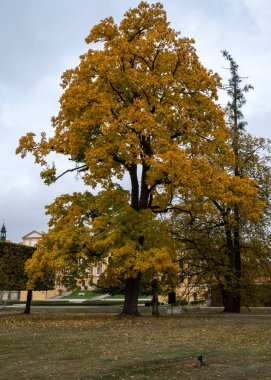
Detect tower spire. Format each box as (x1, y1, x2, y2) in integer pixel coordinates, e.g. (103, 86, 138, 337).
(1, 222, 6, 241)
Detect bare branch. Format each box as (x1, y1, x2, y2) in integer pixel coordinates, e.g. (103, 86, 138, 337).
(55, 164, 88, 181)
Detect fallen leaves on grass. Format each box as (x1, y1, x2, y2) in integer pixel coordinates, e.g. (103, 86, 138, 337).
(0, 313, 271, 379)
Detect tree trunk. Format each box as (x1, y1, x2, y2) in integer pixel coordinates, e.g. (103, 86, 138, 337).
(124, 159, 150, 316)
(222, 287, 240, 313)
(151, 279, 159, 316)
(24, 290, 32, 314)
(233, 204, 241, 312)
(121, 273, 141, 316)
(222, 221, 241, 313)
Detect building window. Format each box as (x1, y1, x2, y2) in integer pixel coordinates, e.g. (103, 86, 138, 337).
(97, 264, 102, 275)
(89, 267, 93, 275)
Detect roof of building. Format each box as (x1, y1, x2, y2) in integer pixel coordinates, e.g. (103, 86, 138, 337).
(21, 230, 43, 239)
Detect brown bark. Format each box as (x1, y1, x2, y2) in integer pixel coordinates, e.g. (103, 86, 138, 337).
(222, 287, 240, 313)
(139, 163, 150, 210)
(222, 221, 241, 313)
(129, 165, 139, 210)
(232, 205, 241, 313)
(24, 290, 32, 314)
(151, 279, 159, 316)
(121, 273, 142, 316)
(124, 155, 151, 316)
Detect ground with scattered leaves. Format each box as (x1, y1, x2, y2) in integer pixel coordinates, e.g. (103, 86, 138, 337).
(0, 310, 271, 379)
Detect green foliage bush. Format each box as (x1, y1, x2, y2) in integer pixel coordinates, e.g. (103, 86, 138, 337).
(0, 241, 54, 290)
(210, 284, 271, 307)
(190, 300, 205, 305)
(242, 284, 271, 307)
(176, 299, 188, 306)
(0, 242, 34, 290)
(82, 300, 125, 306)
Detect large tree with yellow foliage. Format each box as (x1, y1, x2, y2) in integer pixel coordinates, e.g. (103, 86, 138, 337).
(17, 2, 262, 315)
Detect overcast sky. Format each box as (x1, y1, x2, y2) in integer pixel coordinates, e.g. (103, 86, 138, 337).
(0, 0, 270, 242)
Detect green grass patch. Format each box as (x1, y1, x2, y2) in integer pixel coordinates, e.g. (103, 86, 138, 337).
(105, 294, 124, 299)
(62, 290, 102, 299)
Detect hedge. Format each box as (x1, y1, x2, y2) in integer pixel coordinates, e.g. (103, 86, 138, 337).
(210, 284, 271, 307)
(0, 241, 54, 291)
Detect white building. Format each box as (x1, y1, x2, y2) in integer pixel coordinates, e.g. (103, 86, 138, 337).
(21, 230, 43, 246)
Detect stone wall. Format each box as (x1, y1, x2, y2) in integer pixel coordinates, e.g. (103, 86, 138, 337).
(0, 290, 20, 301)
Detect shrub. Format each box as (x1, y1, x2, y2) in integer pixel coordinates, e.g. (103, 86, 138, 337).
(190, 300, 205, 305)
(177, 299, 188, 306)
(0, 241, 54, 291)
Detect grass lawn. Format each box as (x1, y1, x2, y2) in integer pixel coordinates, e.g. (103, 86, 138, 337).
(1, 310, 271, 379)
(105, 294, 125, 299)
(62, 291, 103, 299)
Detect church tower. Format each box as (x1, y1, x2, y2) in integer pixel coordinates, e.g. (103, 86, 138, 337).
(1, 223, 6, 241)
